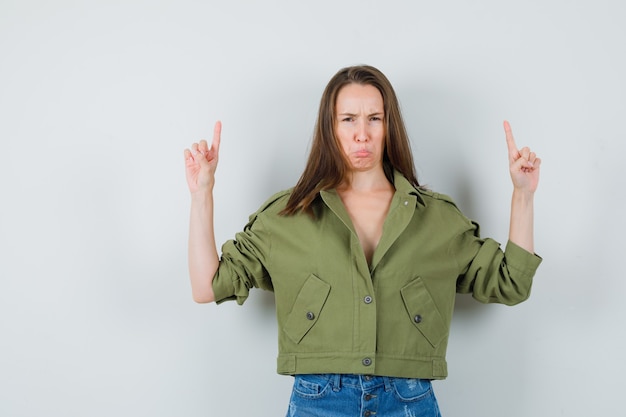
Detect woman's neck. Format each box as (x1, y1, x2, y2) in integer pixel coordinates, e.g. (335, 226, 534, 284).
(338, 167, 391, 193)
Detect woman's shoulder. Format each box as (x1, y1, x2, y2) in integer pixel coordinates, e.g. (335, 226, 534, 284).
(416, 187, 458, 208)
(415, 187, 473, 226)
(247, 188, 294, 221)
(394, 171, 460, 210)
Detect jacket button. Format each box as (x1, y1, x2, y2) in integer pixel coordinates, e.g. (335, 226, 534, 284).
(414, 314, 422, 323)
(306, 312, 315, 320)
(362, 358, 372, 366)
(364, 295, 373, 304)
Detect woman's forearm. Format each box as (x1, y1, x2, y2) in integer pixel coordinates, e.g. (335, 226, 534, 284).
(184, 122, 222, 303)
(508, 189, 535, 254)
(188, 190, 219, 303)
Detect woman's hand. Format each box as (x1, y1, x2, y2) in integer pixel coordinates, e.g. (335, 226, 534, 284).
(505, 120, 540, 253)
(184, 121, 222, 194)
(184, 121, 222, 303)
(505, 120, 541, 194)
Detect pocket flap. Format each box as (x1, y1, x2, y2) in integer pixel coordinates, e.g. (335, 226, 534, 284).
(283, 274, 331, 344)
(400, 277, 447, 348)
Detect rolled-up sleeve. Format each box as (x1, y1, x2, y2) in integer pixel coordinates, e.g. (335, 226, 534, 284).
(455, 223, 542, 305)
(212, 214, 273, 305)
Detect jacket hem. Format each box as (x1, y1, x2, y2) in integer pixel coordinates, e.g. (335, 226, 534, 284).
(277, 353, 448, 380)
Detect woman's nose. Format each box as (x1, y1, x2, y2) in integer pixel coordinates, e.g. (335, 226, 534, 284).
(355, 120, 368, 142)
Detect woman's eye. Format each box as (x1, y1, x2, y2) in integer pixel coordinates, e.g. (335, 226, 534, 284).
(342, 117, 354, 122)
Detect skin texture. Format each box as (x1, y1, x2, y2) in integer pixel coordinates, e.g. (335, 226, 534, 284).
(333, 84, 394, 265)
(504, 120, 541, 254)
(334, 84, 386, 174)
(184, 121, 221, 303)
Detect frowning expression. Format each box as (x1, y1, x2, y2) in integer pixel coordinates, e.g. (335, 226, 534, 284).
(334, 83, 385, 173)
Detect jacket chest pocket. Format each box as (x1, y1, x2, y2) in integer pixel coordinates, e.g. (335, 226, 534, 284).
(283, 274, 331, 344)
(400, 277, 447, 348)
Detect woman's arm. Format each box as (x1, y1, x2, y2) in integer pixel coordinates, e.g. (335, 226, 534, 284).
(184, 121, 222, 303)
(504, 121, 541, 254)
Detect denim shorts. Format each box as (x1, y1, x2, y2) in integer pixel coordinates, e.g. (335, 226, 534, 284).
(286, 374, 442, 417)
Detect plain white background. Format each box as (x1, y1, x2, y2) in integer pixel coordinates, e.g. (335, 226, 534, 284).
(1, 0, 624, 416)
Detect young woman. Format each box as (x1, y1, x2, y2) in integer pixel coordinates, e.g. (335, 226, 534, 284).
(184, 65, 542, 417)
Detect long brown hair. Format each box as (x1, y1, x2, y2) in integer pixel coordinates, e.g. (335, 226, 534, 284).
(281, 65, 420, 216)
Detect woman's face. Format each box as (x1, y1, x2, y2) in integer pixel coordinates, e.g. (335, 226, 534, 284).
(334, 83, 385, 173)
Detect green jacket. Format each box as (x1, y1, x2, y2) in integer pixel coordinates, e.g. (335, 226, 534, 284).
(212, 171, 542, 379)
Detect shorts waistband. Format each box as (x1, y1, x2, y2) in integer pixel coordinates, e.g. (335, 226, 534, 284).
(328, 374, 393, 392)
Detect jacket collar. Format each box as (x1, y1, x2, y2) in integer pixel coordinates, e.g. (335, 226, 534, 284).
(318, 170, 427, 208)
(392, 170, 427, 207)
